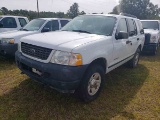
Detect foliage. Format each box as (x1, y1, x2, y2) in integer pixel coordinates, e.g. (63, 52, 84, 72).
(110, 0, 160, 19)
(67, 3, 79, 18)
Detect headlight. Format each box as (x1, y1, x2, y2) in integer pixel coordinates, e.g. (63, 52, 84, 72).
(1, 38, 14, 44)
(50, 50, 82, 66)
(150, 35, 158, 43)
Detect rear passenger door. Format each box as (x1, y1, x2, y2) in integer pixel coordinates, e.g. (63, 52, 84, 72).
(126, 19, 139, 56)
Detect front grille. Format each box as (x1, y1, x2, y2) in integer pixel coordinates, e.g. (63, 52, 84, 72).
(21, 42, 52, 60)
(144, 34, 151, 44)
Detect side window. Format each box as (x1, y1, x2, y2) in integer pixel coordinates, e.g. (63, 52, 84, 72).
(116, 18, 128, 34)
(52, 20, 59, 31)
(127, 19, 137, 36)
(18, 18, 27, 27)
(0, 17, 17, 28)
(60, 20, 69, 27)
(42, 21, 52, 32)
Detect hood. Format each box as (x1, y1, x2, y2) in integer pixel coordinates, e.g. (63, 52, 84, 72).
(21, 31, 106, 52)
(144, 29, 159, 34)
(0, 30, 38, 43)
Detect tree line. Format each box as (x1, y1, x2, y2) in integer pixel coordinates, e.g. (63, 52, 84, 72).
(0, 3, 85, 20)
(110, 0, 160, 19)
(0, 0, 160, 20)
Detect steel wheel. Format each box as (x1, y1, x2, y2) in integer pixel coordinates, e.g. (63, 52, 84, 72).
(88, 73, 101, 96)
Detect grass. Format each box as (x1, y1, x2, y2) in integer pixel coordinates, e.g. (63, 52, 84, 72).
(0, 51, 160, 120)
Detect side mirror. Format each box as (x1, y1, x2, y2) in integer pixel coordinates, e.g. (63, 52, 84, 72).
(0, 23, 3, 28)
(42, 27, 50, 32)
(116, 31, 129, 40)
(140, 29, 144, 34)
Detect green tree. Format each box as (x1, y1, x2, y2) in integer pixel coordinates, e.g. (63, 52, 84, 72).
(67, 3, 79, 18)
(79, 11, 86, 15)
(110, 0, 160, 19)
(1, 7, 8, 15)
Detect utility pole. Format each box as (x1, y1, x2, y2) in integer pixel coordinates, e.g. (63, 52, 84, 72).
(37, 0, 39, 17)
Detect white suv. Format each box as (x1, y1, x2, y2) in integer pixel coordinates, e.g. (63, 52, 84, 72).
(141, 20, 160, 55)
(15, 14, 145, 102)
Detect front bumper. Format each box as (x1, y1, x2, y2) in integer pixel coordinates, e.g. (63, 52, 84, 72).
(0, 43, 18, 57)
(142, 43, 157, 52)
(15, 51, 88, 93)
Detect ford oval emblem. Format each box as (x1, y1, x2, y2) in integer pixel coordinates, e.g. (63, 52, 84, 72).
(30, 49, 36, 54)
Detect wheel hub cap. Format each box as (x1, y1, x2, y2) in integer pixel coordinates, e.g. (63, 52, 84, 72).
(88, 73, 101, 96)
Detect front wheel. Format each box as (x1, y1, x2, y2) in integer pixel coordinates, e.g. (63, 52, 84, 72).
(128, 48, 140, 68)
(75, 64, 105, 102)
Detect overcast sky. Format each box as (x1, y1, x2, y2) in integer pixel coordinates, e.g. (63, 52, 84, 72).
(0, 0, 160, 14)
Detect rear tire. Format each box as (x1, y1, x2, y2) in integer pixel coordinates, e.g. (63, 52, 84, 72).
(128, 47, 140, 68)
(75, 64, 105, 102)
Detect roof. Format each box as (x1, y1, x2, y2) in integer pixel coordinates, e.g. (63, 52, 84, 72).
(38, 18, 72, 21)
(141, 20, 160, 22)
(0, 15, 27, 18)
(82, 14, 140, 20)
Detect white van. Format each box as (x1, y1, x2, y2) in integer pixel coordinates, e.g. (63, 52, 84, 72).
(0, 15, 29, 33)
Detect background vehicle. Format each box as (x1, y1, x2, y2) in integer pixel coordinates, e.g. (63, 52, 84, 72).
(0, 18, 71, 57)
(141, 20, 160, 55)
(0, 15, 29, 33)
(15, 14, 144, 102)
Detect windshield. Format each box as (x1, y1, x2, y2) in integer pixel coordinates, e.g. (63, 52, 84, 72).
(141, 21, 159, 30)
(62, 15, 116, 36)
(22, 19, 45, 31)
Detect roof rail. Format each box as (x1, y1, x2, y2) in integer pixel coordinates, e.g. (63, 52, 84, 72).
(120, 13, 137, 18)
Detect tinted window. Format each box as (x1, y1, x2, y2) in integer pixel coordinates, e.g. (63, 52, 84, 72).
(43, 21, 52, 31)
(127, 19, 137, 36)
(18, 18, 27, 27)
(52, 20, 59, 31)
(141, 21, 159, 30)
(60, 20, 69, 27)
(0, 17, 17, 28)
(22, 19, 45, 31)
(62, 16, 116, 36)
(116, 19, 128, 33)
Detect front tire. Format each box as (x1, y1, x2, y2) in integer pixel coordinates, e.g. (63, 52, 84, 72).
(128, 47, 140, 68)
(75, 64, 105, 102)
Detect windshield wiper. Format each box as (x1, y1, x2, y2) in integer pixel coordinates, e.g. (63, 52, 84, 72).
(71, 30, 91, 34)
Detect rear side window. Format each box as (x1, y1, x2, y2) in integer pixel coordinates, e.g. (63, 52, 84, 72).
(0, 17, 17, 28)
(60, 20, 69, 27)
(116, 18, 128, 34)
(127, 19, 137, 36)
(18, 18, 27, 27)
(52, 20, 59, 31)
